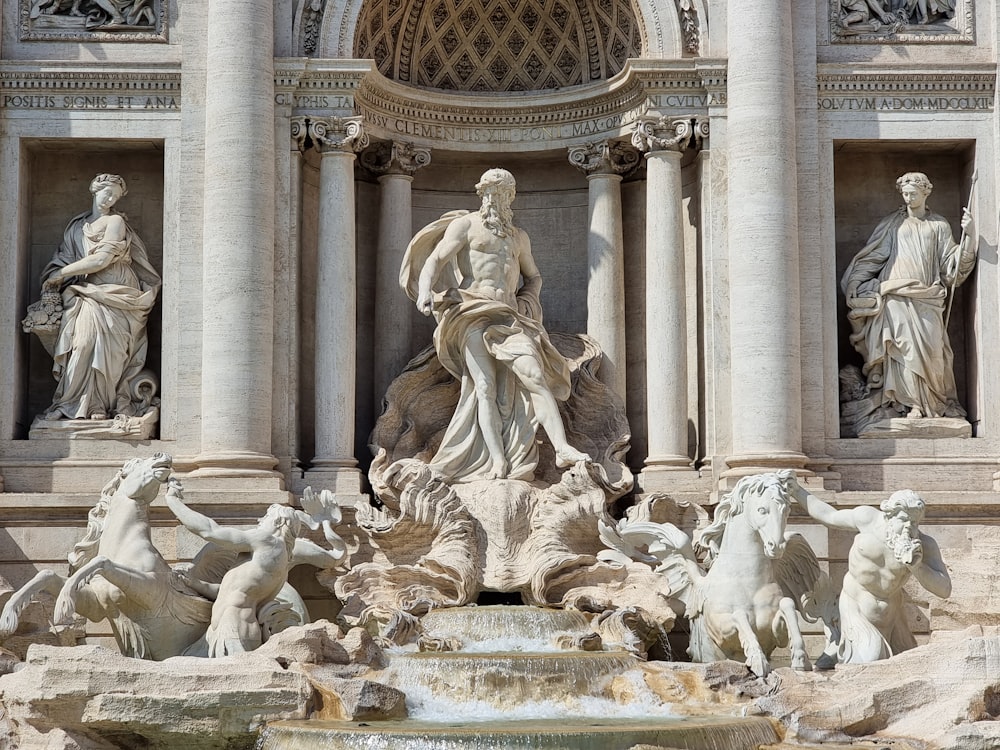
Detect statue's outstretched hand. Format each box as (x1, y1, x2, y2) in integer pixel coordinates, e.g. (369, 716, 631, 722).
(416, 289, 434, 316)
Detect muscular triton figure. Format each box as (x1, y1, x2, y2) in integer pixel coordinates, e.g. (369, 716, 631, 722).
(788, 478, 951, 665)
(401, 168, 590, 482)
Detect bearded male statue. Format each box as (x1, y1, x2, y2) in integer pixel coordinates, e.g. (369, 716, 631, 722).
(399, 168, 591, 482)
(788, 478, 951, 665)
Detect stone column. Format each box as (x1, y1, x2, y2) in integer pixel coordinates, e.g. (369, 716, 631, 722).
(286, 116, 309, 469)
(360, 141, 432, 411)
(196, 0, 279, 479)
(568, 140, 640, 401)
(305, 116, 368, 495)
(725, 0, 806, 478)
(631, 116, 699, 479)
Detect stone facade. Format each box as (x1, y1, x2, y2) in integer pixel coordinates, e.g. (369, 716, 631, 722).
(0, 0, 997, 648)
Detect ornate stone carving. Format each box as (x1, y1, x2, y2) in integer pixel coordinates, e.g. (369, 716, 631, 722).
(676, 0, 700, 54)
(789, 479, 951, 665)
(290, 116, 311, 152)
(840, 171, 976, 438)
(353, 0, 643, 92)
(23, 173, 161, 439)
(165, 484, 347, 657)
(831, 0, 973, 43)
(568, 139, 641, 175)
(308, 116, 370, 153)
(630, 115, 695, 153)
(400, 169, 591, 481)
(21, 0, 166, 42)
(360, 140, 432, 176)
(599, 471, 836, 677)
(0, 455, 348, 660)
(301, 0, 327, 56)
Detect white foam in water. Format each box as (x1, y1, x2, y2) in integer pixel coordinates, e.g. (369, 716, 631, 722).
(402, 668, 678, 722)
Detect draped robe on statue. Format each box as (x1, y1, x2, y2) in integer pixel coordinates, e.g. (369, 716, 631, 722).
(42, 212, 161, 419)
(841, 208, 974, 419)
(400, 211, 572, 482)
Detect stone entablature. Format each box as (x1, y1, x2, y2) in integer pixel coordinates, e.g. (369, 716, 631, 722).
(278, 58, 725, 151)
(817, 67, 995, 114)
(0, 65, 180, 112)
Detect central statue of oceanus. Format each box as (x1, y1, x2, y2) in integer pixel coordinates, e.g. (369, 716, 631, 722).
(399, 168, 591, 482)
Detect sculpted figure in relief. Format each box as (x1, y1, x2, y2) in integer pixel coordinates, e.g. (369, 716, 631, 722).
(400, 168, 590, 482)
(841, 172, 975, 426)
(165, 484, 347, 657)
(789, 479, 951, 665)
(28, 174, 160, 424)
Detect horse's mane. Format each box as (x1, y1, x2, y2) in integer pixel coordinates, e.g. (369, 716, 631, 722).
(67, 460, 136, 571)
(694, 472, 792, 565)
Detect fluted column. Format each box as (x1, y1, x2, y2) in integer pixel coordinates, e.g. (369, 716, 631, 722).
(726, 0, 806, 477)
(631, 116, 701, 478)
(568, 140, 639, 401)
(287, 116, 309, 468)
(196, 0, 278, 478)
(360, 141, 432, 411)
(306, 116, 368, 494)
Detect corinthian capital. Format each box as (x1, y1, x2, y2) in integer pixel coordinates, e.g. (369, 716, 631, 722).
(568, 140, 641, 176)
(308, 116, 369, 154)
(360, 140, 432, 176)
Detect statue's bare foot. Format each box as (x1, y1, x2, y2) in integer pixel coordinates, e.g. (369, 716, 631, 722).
(906, 406, 924, 419)
(89, 411, 107, 420)
(485, 458, 509, 480)
(555, 446, 592, 468)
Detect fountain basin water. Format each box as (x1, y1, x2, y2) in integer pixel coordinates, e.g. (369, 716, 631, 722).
(258, 716, 781, 750)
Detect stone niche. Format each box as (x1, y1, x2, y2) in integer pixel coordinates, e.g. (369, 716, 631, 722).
(833, 140, 978, 437)
(17, 140, 164, 439)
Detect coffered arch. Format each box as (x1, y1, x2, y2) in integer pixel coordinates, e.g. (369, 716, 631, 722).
(302, 0, 701, 66)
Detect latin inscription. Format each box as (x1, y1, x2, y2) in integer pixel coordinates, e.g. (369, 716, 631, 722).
(818, 95, 992, 112)
(2, 94, 179, 110)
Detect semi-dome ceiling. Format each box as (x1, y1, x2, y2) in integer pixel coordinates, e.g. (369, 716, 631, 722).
(354, 0, 645, 93)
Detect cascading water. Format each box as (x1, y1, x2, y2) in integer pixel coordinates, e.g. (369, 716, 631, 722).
(257, 606, 780, 750)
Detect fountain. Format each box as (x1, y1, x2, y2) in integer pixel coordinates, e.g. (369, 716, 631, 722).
(257, 606, 781, 750)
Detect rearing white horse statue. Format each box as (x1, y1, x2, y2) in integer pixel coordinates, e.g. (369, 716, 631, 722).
(600, 470, 837, 677)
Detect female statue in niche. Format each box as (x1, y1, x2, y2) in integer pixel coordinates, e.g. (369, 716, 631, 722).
(841, 172, 975, 434)
(29, 174, 160, 425)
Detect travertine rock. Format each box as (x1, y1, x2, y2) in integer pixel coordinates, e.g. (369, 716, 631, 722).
(754, 628, 1000, 750)
(297, 665, 407, 720)
(0, 644, 314, 749)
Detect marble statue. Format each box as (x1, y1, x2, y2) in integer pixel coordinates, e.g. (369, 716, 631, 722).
(399, 168, 590, 482)
(839, 0, 895, 30)
(841, 172, 975, 436)
(24, 174, 161, 435)
(788, 478, 951, 665)
(599, 471, 835, 677)
(165, 484, 347, 657)
(0, 454, 212, 660)
(835, 0, 956, 34)
(30, 0, 155, 28)
(0, 455, 347, 660)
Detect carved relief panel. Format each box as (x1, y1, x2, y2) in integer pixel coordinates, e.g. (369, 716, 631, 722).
(21, 0, 167, 42)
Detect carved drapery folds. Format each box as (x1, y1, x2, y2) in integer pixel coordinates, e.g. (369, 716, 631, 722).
(360, 140, 432, 176)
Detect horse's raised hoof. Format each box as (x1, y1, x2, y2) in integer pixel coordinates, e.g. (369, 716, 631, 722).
(791, 651, 812, 671)
(746, 649, 770, 678)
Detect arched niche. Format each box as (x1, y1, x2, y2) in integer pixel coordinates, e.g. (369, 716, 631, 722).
(298, 0, 705, 63)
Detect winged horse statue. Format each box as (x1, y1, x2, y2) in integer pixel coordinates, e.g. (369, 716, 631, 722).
(599, 470, 838, 677)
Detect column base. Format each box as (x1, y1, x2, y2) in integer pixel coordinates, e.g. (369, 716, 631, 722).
(298, 462, 366, 507)
(720, 451, 821, 490)
(191, 451, 284, 485)
(640, 459, 707, 494)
